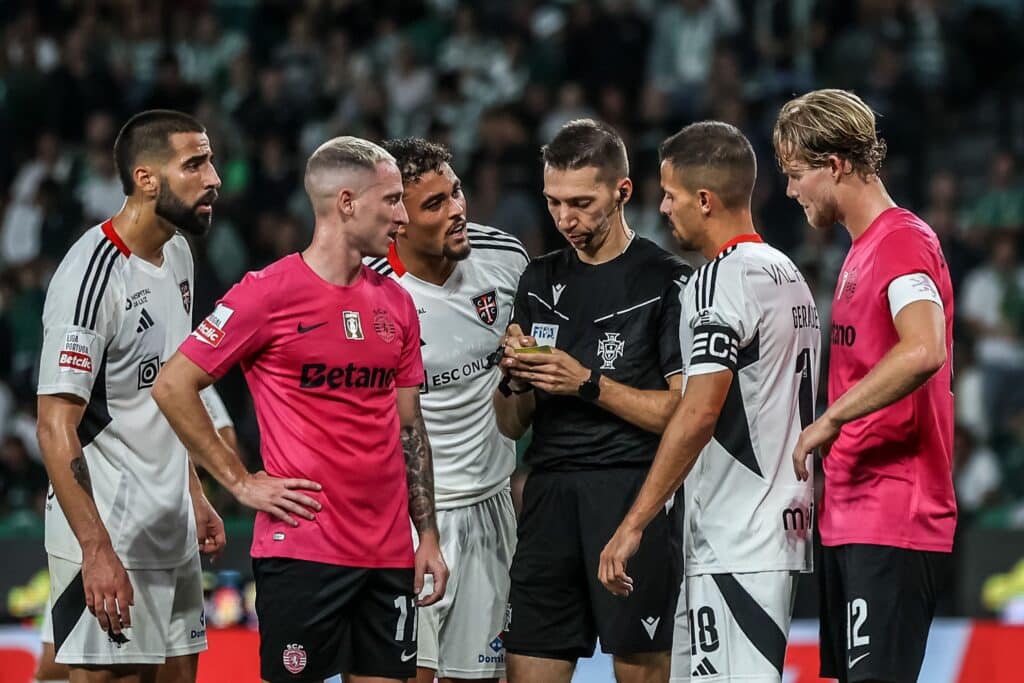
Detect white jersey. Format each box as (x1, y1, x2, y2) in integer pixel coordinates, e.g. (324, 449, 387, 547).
(38, 220, 197, 569)
(366, 224, 529, 509)
(681, 238, 820, 575)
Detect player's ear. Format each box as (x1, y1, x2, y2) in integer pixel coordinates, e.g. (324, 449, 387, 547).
(133, 164, 159, 199)
(697, 189, 714, 216)
(826, 155, 847, 181)
(336, 187, 356, 218)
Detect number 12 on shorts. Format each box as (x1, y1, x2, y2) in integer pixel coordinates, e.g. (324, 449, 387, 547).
(394, 595, 417, 641)
(847, 598, 869, 650)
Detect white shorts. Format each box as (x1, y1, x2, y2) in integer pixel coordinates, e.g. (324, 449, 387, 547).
(415, 489, 516, 678)
(671, 571, 798, 683)
(48, 552, 206, 665)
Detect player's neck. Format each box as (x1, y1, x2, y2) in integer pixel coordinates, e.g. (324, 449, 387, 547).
(839, 177, 897, 241)
(111, 199, 176, 265)
(395, 241, 457, 286)
(702, 211, 757, 260)
(577, 217, 633, 265)
(303, 225, 364, 286)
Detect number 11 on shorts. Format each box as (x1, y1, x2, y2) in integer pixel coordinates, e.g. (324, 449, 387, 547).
(394, 595, 417, 641)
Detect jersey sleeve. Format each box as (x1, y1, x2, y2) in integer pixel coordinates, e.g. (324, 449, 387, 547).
(657, 269, 690, 379)
(873, 228, 937, 296)
(687, 263, 756, 377)
(510, 266, 533, 333)
(199, 385, 234, 430)
(395, 288, 425, 388)
(37, 251, 123, 401)
(178, 273, 269, 379)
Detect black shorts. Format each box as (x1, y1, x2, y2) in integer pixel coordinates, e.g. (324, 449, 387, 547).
(818, 544, 949, 683)
(253, 558, 417, 682)
(504, 467, 684, 660)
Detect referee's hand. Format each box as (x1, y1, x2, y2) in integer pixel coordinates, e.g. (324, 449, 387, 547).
(598, 524, 641, 597)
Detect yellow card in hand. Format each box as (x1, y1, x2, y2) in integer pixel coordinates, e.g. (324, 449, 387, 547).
(515, 345, 553, 354)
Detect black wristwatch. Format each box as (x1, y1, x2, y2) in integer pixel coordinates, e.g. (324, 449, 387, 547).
(498, 375, 533, 398)
(578, 368, 602, 402)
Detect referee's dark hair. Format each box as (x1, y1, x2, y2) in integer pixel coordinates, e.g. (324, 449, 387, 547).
(113, 110, 206, 195)
(382, 138, 453, 185)
(542, 118, 629, 183)
(660, 121, 756, 211)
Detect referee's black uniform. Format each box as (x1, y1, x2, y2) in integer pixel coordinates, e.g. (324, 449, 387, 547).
(503, 235, 692, 660)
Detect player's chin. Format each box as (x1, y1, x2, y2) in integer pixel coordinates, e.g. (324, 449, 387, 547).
(443, 238, 471, 261)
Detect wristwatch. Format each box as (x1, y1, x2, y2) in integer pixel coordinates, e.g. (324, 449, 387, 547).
(578, 368, 602, 402)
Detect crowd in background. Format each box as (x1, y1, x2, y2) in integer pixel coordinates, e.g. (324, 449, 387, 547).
(1, 0, 1024, 541)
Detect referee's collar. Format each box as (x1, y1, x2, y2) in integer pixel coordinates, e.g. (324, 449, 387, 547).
(717, 233, 763, 256)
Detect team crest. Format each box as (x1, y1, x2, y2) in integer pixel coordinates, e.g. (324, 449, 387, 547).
(373, 308, 396, 343)
(283, 643, 307, 674)
(472, 290, 499, 325)
(837, 267, 858, 302)
(597, 332, 625, 370)
(179, 280, 191, 313)
(342, 311, 364, 340)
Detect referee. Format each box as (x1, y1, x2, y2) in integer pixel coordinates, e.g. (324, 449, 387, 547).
(495, 119, 691, 683)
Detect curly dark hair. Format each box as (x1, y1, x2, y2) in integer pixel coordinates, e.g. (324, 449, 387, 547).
(381, 137, 453, 184)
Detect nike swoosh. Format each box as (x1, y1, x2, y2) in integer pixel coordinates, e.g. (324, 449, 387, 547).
(848, 652, 870, 669)
(400, 650, 417, 662)
(297, 322, 327, 334)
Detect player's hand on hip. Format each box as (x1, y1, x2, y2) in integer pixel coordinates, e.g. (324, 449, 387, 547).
(234, 471, 322, 527)
(413, 530, 449, 607)
(598, 524, 640, 597)
(511, 348, 589, 395)
(792, 414, 840, 481)
(194, 495, 227, 559)
(81, 543, 134, 635)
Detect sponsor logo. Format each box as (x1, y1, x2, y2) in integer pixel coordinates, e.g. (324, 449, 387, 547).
(597, 332, 625, 370)
(472, 290, 499, 325)
(297, 321, 327, 334)
(831, 323, 857, 347)
(552, 283, 566, 306)
(430, 352, 498, 388)
(179, 280, 191, 313)
(343, 310, 364, 340)
(782, 505, 810, 532)
(299, 363, 397, 390)
(641, 616, 660, 640)
(692, 656, 718, 676)
(489, 635, 504, 653)
(191, 611, 206, 639)
(137, 355, 162, 389)
(531, 323, 558, 347)
(58, 350, 93, 373)
(124, 288, 151, 311)
(373, 308, 396, 343)
(400, 650, 417, 662)
(193, 304, 234, 347)
(283, 643, 307, 674)
(479, 636, 505, 665)
(136, 308, 155, 334)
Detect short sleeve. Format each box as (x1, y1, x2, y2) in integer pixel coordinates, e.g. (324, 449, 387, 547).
(199, 386, 234, 430)
(873, 228, 936, 296)
(395, 290, 424, 388)
(37, 252, 123, 401)
(178, 273, 269, 379)
(657, 272, 689, 378)
(510, 267, 532, 333)
(687, 264, 755, 376)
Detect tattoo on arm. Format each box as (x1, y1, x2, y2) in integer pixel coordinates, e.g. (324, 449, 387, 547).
(401, 415, 437, 534)
(70, 456, 93, 498)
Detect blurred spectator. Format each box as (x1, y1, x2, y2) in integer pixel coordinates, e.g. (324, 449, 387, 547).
(0, 434, 47, 515)
(176, 11, 247, 91)
(967, 153, 1024, 234)
(954, 425, 1002, 516)
(141, 51, 202, 114)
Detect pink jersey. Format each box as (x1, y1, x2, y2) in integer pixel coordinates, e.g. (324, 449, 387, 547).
(180, 254, 423, 568)
(821, 208, 956, 552)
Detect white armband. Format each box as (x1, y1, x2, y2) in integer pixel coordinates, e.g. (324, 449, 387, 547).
(887, 273, 943, 320)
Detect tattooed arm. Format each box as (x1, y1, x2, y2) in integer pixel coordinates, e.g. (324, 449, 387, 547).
(37, 394, 134, 635)
(396, 386, 448, 605)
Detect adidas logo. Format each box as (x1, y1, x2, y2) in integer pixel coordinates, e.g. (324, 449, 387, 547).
(640, 616, 660, 640)
(136, 308, 155, 333)
(692, 656, 718, 676)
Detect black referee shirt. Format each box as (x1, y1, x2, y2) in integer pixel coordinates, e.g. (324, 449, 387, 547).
(512, 236, 692, 471)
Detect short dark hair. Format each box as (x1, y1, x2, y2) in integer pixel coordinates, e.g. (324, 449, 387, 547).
(381, 138, 453, 184)
(113, 110, 205, 195)
(541, 118, 628, 183)
(659, 121, 756, 210)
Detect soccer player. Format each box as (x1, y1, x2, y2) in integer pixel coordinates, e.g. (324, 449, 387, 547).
(599, 121, 820, 683)
(365, 138, 528, 683)
(35, 388, 238, 683)
(776, 89, 955, 683)
(496, 119, 690, 683)
(152, 136, 449, 683)
(36, 110, 229, 682)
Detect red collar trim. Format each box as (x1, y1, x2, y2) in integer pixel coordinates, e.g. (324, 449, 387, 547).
(717, 233, 763, 256)
(101, 219, 131, 257)
(387, 242, 406, 277)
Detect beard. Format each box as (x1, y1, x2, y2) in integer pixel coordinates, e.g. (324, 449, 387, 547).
(808, 194, 840, 229)
(155, 181, 216, 236)
(442, 240, 471, 261)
